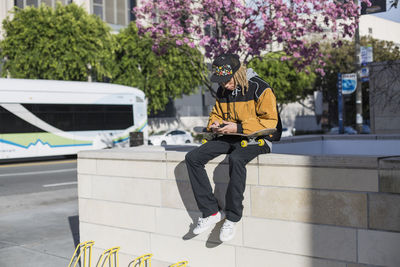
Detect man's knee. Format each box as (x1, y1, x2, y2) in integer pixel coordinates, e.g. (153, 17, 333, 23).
(185, 150, 194, 163)
(185, 149, 200, 164)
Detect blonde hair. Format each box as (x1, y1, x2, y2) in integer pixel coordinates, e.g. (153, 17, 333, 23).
(233, 65, 248, 95)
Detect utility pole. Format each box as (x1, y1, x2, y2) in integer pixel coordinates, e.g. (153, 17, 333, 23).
(355, 0, 363, 133)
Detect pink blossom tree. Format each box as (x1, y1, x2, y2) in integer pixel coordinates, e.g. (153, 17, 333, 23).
(135, 0, 370, 81)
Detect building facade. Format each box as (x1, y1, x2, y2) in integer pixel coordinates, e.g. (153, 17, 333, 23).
(0, 0, 137, 36)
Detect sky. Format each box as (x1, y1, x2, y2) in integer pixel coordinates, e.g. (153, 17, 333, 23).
(372, 0, 400, 22)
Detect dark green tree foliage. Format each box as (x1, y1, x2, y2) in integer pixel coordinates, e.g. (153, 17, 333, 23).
(112, 23, 206, 113)
(315, 36, 400, 126)
(0, 3, 114, 80)
(248, 52, 316, 109)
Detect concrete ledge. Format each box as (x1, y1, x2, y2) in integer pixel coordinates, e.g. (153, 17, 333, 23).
(258, 153, 379, 169)
(77, 148, 400, 267)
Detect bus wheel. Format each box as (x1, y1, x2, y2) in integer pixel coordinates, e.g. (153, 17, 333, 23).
(161, 141, 167, 146)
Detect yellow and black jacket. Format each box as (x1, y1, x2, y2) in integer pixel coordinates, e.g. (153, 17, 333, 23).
(207, 71, 282, 141)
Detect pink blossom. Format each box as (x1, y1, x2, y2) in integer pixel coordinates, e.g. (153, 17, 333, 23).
(135, 0, 369, 72)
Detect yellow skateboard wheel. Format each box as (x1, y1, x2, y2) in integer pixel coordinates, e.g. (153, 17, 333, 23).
(240, 140, 248, 147)
(201, 139, 208, 144)
(258, 139, 265, 146)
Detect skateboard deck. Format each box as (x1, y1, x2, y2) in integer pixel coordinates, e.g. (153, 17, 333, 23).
(193, 126, 276, 147)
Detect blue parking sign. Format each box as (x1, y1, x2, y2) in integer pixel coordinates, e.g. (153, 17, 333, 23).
(342, 73, 357, 95)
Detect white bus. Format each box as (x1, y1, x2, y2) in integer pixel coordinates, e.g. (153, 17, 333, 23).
(0, 78, 147, 160)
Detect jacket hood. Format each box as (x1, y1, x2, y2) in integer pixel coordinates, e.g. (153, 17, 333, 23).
(246, 68, 259, 80)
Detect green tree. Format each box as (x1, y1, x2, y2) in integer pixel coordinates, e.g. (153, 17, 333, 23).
(0, 3, 114, 81)
(248, 52, 316, 110)
(112, 23, 206, 114)
(315, 36, 400, 126)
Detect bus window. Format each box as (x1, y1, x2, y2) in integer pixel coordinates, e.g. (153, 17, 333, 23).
(23, 104, 133, 131)
(0, 106, 43, 134)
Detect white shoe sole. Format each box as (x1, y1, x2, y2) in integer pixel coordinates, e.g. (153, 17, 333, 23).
(220, 231, 235, 242)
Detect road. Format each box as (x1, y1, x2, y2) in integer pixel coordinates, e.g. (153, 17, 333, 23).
(0, 159, 79, 267)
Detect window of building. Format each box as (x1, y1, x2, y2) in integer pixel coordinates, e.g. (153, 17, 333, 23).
(93, 0, 104, 20)
(94, 0, 136, 27)
(129, 0, 136, 21)
(368, 27, 373, 34)
(14, 0, 71, 9)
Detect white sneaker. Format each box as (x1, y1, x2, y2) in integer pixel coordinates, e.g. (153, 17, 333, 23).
(219, 219, 236, 242)
(193, 211, 225, 235)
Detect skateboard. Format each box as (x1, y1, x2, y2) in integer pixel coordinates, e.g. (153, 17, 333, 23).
(193, 126, 276, 147)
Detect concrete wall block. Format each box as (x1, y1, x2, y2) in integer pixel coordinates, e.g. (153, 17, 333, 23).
(236, 247, 346, 267)
(379, 169, 400, 194)
(251, 187, 367, 228)
(243, 217, 357, 261)
(369, 193, 400, 232)
(79, 222, 151, 256)
(161, 180, 199, 212)
(96, 159, 166, 179)
(378, 156, 400, 169)
(79, 199, 156, 232)
(79, 148, 166, 161)
(167, 160, 189, 181)
(358, 229, 400, 266)
(77, 158, 97, 175)
(259, 166, 378, 192)
(151, 233, 236, 267)
(259, 154, 378, 169)
(155, 208, 243, 246)
(206, 163, 258, 185)
(90, 175, 161, 206)
(78, 174, 92, 199)
(166, 151, 186, 162)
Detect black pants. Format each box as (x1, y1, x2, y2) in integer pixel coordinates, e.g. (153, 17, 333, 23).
(185, 136, 270, 222)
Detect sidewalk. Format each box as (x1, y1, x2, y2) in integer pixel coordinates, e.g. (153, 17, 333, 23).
(0, 188, 78, 267)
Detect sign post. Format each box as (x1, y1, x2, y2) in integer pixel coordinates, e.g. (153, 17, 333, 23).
(357, 0, 381, 132)
(338, 73, 344, 134)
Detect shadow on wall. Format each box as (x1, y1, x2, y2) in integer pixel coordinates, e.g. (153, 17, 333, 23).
(68, 215, 80, 249)
(174, 157, 230, 249)
(172, 147, 400, 266)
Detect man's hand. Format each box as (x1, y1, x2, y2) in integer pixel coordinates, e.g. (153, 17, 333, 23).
(209, 121, 220, 133)
(217, 120, 237, 134)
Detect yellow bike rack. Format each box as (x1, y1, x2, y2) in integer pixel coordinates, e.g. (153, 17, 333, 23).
(170, 260, 188, 267)
(129, 253, 153, 267)
(96, 246, 120, 267)
(68, 240, 95, 267)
